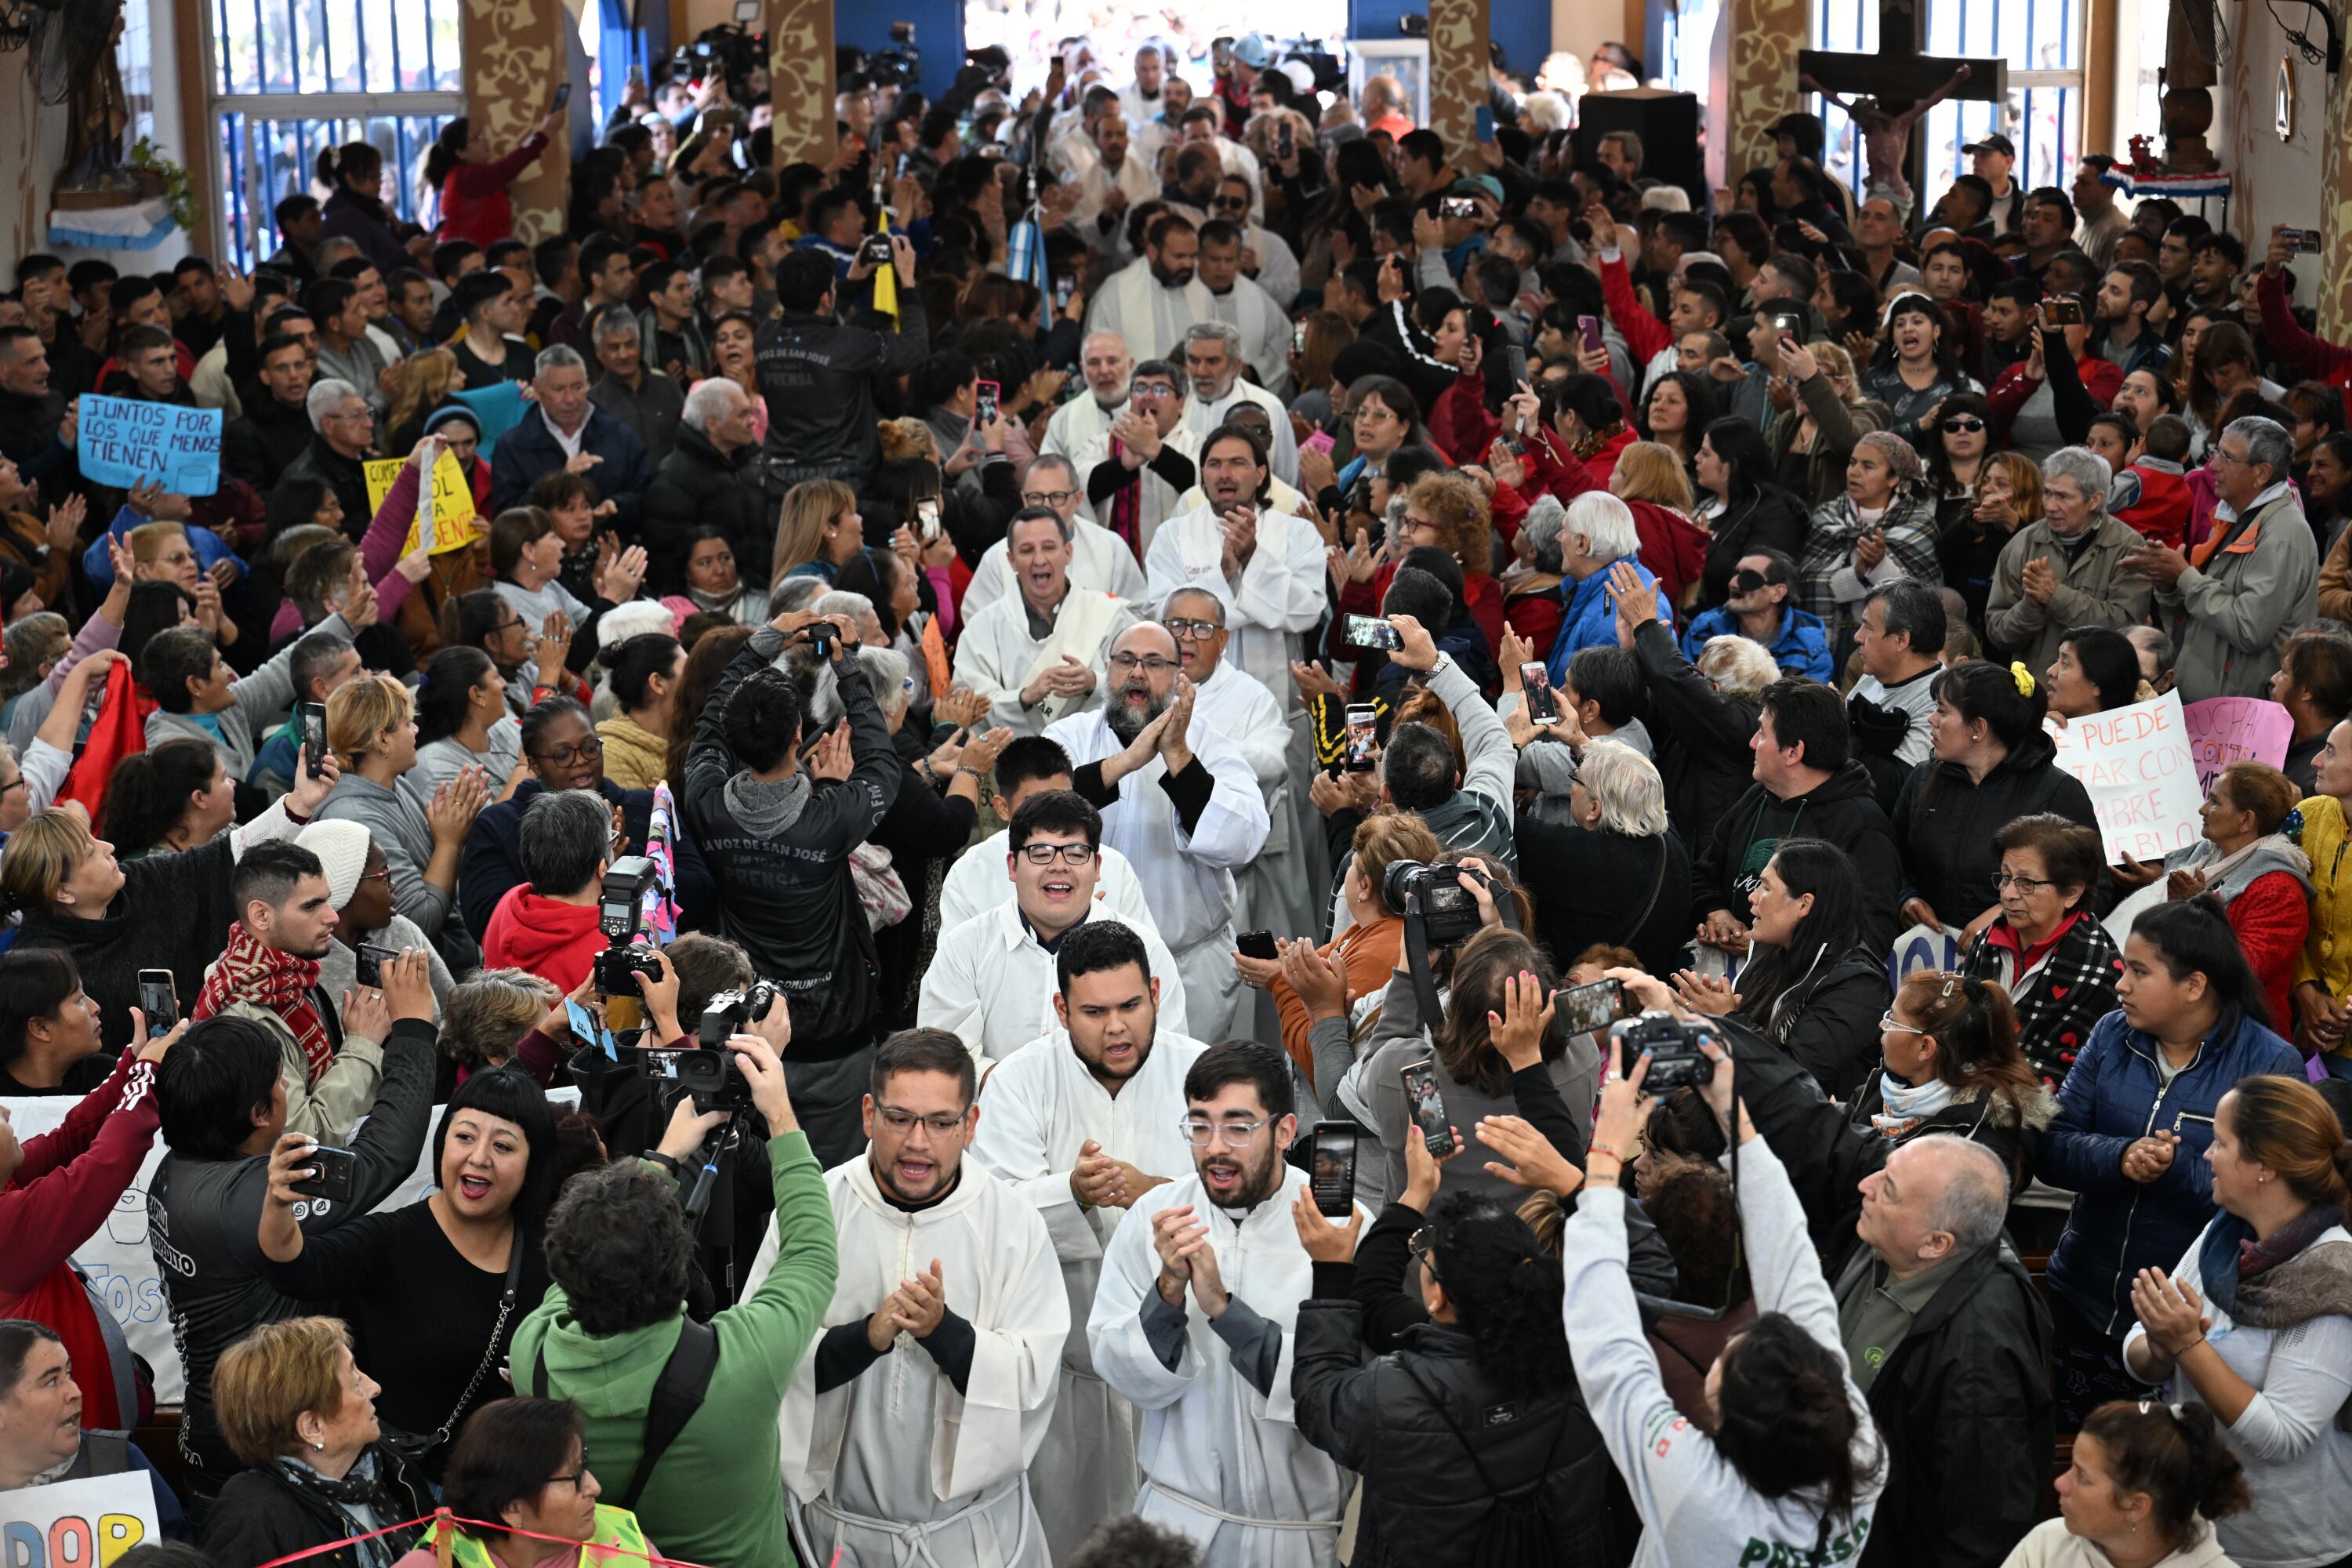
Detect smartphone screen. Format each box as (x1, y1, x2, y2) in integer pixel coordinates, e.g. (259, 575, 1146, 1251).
(1343, 704, 1378, 771)
(1345, 614, 1402, 651)
(1557, 977, 1624, 1035)
(299, 701, 328, 780)
(1293, 321, 1308, 354)
(354, 943, 399, 989)
(138, 969, 177, 1036)
(1577, 314, 1603, 354)
(553, 83, 571, 110)
(1399, 1060, 1455, 1156)
(916, 495, 942, 542)
(1309, 1123, 1359, 1217)
(1521, 662, 1556, 723)
(1474, 104, 1495, 143)
(975, 379, 1001, 426)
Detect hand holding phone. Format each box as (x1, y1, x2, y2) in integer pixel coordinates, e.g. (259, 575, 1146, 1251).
(139, 970, 178, 1037)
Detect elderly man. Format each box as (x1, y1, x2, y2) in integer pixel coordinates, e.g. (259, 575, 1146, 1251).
(953, 506, 1144, 735)
(641, 377, 768, 590)
(221, 333, 317, 492)
(1192, 222, 1290, 400)
(1676, 547, 1831, 681)
(967, 454, 1147, 615)
(1069, 108, 1159, 254)
(1076, 359, 1199, 557)
(278, 378, 375, 536)
(1987, 445, 2158, 676)
(1120, 42, 1173, 131)
(586, 306, 686, 464)
(487, 343, 654, 532)
(1144, 424, 1325, 702)
(1045, 622, 1271, 1042)
(1178, 321, 1299, 488)
(1086, 212, 1214, 368)
(2129, 416, 2318, 701)
(1045, 331, 1134, 462)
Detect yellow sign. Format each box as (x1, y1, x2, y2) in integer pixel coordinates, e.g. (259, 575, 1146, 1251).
(362, 452, 481, 555)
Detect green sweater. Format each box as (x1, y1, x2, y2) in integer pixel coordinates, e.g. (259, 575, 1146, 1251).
(508, 1131, 836, 1568)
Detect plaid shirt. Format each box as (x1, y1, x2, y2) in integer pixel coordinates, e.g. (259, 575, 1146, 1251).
(1963, 910, 2125, 1086)
(1798, 491, 1941, 630)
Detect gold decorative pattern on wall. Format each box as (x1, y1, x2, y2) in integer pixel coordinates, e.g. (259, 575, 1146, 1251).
(2325, 68, 2352, 339)
(1427, 0, 1490, 165)
(464, 0, 565, 241)
(1725, 0, 1806, 187)
(768, 0, 837, 171)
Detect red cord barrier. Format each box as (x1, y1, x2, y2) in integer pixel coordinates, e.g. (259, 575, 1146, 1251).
(245, 1507, 727, 1568)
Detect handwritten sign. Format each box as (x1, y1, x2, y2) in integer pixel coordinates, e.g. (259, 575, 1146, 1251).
(1887, 921, 1966, 992)
(0, 1472, 161, 1568)
(362, 452, 481, 555)
(75, 396, 221, 495)
(2183, 696, 2296, 790)
(2047, 691, 2204, 865)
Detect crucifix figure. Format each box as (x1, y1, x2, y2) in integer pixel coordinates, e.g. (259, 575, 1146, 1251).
(1795, 0, 2011, 220)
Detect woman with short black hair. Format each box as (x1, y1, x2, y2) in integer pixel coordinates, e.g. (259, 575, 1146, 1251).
(394, 1398, 659, 1568)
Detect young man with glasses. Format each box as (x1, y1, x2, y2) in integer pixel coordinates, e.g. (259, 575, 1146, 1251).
(963, 454, 1148, 618)
(921, 789, 1189, 1064)
(1145, 424, 1326, 706)
(1214, 174, 1301, 312)
(1090, 1039, 1365, 1566)
(935, 735, 1158, 935)
(968, 918, 1210, 1562)
(753, 1025, 1068, 1568)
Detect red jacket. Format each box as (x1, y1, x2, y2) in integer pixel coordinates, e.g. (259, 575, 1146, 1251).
(1428, 368, 1502, 468)
(0, 1051, 160, 1430)
(2227, 871, 2310, 1042)
(2256, 270, 2352, 393)
(2115, 463, 2193, 549)
(1599, 252, 1671, 366)
(1626, 499, 1710, 615)
(1521, 423, 1634, 503)
(482, 883, 605, 995)
(1985, 354, 2124, 448)
(437, 134, 552, 249)
(1330, 560, 1505, 677)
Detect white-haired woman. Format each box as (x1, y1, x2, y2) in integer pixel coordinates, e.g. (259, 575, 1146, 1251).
(1518, 739, 1693, 975)
(1798, 430, 1942, 656)
(1551, 492, 1675, 675)
(1503, 495, 1569, 660)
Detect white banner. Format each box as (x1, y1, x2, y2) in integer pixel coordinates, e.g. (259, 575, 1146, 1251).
(2046, 693, 2204, 865)
(1886, 921, 1966, 990)
(2, 1087, 577, 1405)
(0, 1471, 162, 1566)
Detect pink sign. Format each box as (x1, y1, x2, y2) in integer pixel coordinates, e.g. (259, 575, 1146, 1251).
(2182, 696, 2296, 791)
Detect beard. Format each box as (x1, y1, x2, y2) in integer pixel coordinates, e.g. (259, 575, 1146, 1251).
(1149, 257, 1196, 289)
(1105, 682, 1171, 743)
(1196, 1136, 1283, 1207)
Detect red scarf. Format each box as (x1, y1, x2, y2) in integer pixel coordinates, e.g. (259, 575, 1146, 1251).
(194, 922, 335, 1082)
(1105, 436, 1142, 556)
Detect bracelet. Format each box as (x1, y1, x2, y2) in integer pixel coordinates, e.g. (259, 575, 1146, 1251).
(954, 765, 984, 781)
(1587, 1142, 1626, 1163)
(647, 1152, 683, 1177)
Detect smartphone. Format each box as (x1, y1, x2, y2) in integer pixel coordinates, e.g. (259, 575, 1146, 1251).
(292, 1144, 358, 1203)
(1293, 321, 1308, 354)
(1577, 314, 1603, 354)
(2281, 227, 2324, 254)
(138, 969, 177, 1037)
(916, 495, 942, 542)
(1052, 274, 1075, 313)
(298, 700, 328, 781)
(1504, 343, 1528, 392)
(553, 83, 571, 110)
(1521, 661, 1556, 724)
(1474, 105, 1495, 143)
(2042, 295, 2085, 326)
(1764, 303, 1808, 339)
(975, 379, 1001, 425)
(354, 942, 400, 989)
(1398, 1059, 1455, 1156)
(1343, 704, 1378, 771)
(1557, 977, 1624, 1035)
(626, 63, 644, 88)
(1309, 1121, 1359, 1217)
(1276, 122, 1294, 160)
(1345, 613, 1403, 651)
(1237, 930, 1279, 961)
(1441, 195, 1478, 220)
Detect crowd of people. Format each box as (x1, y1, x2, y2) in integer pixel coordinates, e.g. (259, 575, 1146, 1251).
(6, 23, 2352, 1568)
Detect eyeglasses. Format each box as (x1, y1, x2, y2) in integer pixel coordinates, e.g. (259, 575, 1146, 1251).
(877, 1106, 968, 1135)
(1213, 195, 1250, 210)
(358, 865, 390, 883)
(1407, 1226, 1443, 1282)
(1940, 417, 1986, 433)
(1180, 1116, 1274, 1148)
(532, 735, 604, 768)
(1992, 870, 2057, 893)
(2212, 446, 2254, 467)
(0, 775, 23, 799)
(496, 619, 528, 636)
(1132, 382, 1179, 399)
(1018, 841, 1097, 866)
(1163, 617, 1221, 641)
(1877, 1013, 1933, 1038)
(1022, 489, 1078, 508)
(1108, 652, 1178, 673)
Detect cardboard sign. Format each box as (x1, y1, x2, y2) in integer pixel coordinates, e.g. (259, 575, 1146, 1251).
(2183, 696, 2296, 791)
(362, 452, 480, 555)
(1887, 921, 1966, 991)
(2047, 692, 2204, 864)
(0, 1472, 162, 1568)
(75, 396, 221, 495)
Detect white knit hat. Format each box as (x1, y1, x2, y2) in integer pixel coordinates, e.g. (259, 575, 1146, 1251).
(296, 819, 372, 908)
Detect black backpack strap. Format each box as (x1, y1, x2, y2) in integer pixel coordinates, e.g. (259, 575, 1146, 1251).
(530, 1341, 550, 1398)
(617, 1319, 720, 1512)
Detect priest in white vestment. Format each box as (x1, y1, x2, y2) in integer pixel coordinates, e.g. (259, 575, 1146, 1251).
(1076, 362, 1200, 557)
(919, 791, 1190, 1064)
(1089, 1040, 1366, 1568)
(950, 509, 1141, 735)
(937, 742, 1156, 935)
(1041, 332, 1134, 463)
(1143, 434, 1327, 704)
(964, 456, 1146, 615)
(968, 920, 1210, 1565)
(1195, 224, 1293, 399)
(1044, 625, 1268, 1043)
(1177, 322, 1299, 487)
(754, 1032, 1068, 1568)
(1066, 116, 1160, 257)
(1086, 218, 1214, 365)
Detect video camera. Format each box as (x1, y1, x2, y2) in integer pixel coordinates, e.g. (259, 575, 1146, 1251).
(669, 23, 767, 100)
(637, 983, 784, 1115)
(1607, 1011, 1715, 1094)
(592, 857, 662, 998)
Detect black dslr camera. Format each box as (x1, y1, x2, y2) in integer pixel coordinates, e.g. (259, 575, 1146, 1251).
(641, 984, 782, 1112)
(591, 857, 662, 997)
(858, 232, 895, 267)
(1382, 859, 1490, 947)
(1608, 1011, 1716, 1094)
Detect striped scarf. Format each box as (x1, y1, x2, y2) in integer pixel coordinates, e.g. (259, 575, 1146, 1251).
(195, 922, 335, 1082)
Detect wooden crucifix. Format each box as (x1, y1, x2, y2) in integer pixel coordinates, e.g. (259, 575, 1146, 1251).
(1795, 0, 2010, 206)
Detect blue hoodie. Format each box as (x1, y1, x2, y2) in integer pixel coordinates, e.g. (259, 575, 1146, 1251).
(2037, 1005, 2303, 1338)
(1549, 557, 1672, 684)
(1678, 604, 1833, 682)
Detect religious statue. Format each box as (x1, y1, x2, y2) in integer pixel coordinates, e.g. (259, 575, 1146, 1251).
(58, 0, 136, 198)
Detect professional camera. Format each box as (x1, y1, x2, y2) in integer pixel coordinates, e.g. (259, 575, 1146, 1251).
(698, 982, 782, 1042)
(642, 1043, 757, 1112)
(592, 857, 662, 998)
(1381, 859, 1489, 947)
(857, 232, 895, 267)
(1607, 1011, 1716, 1094)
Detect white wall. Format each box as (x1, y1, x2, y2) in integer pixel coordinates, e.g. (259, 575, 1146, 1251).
(2222, 6, 2326, 256)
